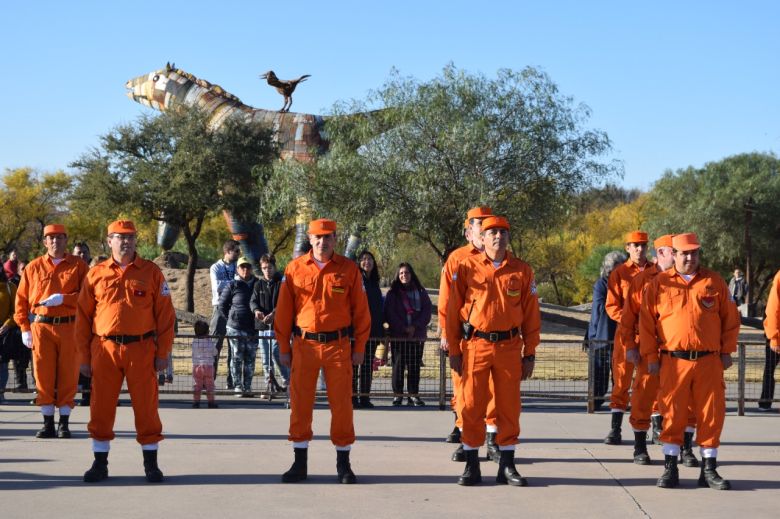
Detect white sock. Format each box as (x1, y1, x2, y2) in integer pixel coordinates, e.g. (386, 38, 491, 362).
(685, 426, 695, 433)
(662, 443, 681, 456)
(141, 443, 158, 451)
(92, 440, 110, 452)
(700, 447, 717, 458)
(485, 424, 498, 433)
(498, 445, 515, 452)
(41, 404, 55, 416)
(335, 445, 351, 452)
(292, 441, 309, 449)
(611, 408, 625, 413)
(59, 405, 71, 417)
(462, 444, 478, 451)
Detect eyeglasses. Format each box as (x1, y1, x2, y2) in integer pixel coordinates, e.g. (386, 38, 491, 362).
(110, 234, 136, 241)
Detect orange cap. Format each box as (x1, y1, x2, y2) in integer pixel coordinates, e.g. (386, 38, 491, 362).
(653, 234, 674, 249)
(466, 206, 492, 220)
(107, 220, 137, 235)
(43, 224, 67, 236)
(624, 231, 649, 244)
(481, 216, 510, 232)
(672, 232, 700, 251)
(307, 218, 337, 236)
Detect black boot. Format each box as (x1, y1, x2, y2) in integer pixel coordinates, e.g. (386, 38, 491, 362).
(281, 448, 308, 482)
(680, 431, 699, 467)
(496, 450, 527, 486)
(657, 454, 679, 488)
(485, 432, 500, 463)
(83, 452, 109, 483)
(336, 450, 357, 484)
(650, 415, 663, 445)
(451, 444, 466, 462)
(142, 450, 164, 483)
(36, 415, 56, 438)
(446, 424, 461, 443)
(604, 412, 623, 445)
(698, 457, 731, 490)
(457, 449, 482, 486)
(80, 391, 91, 407)
(632, 431, 651, 465)
(57, 415, 72, 438)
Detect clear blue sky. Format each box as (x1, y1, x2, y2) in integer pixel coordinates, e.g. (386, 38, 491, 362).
(1, 1, 778, 190)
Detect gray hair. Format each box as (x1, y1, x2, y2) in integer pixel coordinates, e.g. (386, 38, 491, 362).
(601, 251, 627, 278)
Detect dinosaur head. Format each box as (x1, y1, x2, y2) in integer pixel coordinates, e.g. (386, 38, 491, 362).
(125, 65, 179, 111)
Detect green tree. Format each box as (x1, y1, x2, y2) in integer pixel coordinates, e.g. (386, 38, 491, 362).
(71, 106, 276, 311)
(644, 152, 780, 313)
(283, 64, 621, 264)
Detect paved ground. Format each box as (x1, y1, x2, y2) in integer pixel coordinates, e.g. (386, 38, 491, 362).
(1, 394, 779, 518)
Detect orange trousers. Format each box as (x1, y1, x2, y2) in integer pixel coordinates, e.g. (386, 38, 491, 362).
(630, 359, 697, 431)
(31, 322, 78, 409)
(289, 336, 354, 446)
(658, 354, 724, 448)
(459, 337, 522, 449)
(88, 337, 163, 445)
(452, 338, 497, 429)
(609, 333, 635, 410)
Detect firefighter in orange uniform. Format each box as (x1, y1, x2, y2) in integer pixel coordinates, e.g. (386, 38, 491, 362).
(75, 220, 176, 483)
(439, 206, 500, 463)
(447, 216, 541, 487)
(275, 218, 371, 484)
(15, 224, 88, 438)
(604, 230, 649, 444)
(639, 233, 739, 490)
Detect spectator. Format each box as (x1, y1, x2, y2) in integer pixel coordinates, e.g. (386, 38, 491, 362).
(73, 242, 93, 406)
(3, 248, 19, 281)
(73, 242, 91, 264)
(384, 262, 432, 407)
(209, 240, 241, 389)
(0, 268, 19, 403)
(586, 250, 627, 410)
(352, 250, 384, 408)
(219, 256, 258, 397)
(10, 259, 25, 286)
(191, 320, 218, 408)
(251, 254, 289, 393)
(728, 268, 748, 316)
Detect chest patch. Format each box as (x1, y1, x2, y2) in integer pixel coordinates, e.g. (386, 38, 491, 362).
(700, 296, 715, 309)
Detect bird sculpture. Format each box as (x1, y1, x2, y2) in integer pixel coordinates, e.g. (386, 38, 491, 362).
(259, 70, 311, 112)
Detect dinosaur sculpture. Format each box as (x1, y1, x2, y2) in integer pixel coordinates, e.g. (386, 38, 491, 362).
(126, 63, 345, 260)
(259, 70, 311, 112)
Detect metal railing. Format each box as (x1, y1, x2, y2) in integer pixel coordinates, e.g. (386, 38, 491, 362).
(3, 337, 777, 415)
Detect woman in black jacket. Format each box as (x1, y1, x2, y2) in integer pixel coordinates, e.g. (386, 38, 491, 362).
(219, 257, 258, 396)
(352, 250, 384, 408)
(250, 254, 289, 391)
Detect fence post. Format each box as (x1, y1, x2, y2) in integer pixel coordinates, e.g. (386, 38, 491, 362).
(737, 343, 746, 416)
(587, 341, 595, 413)
(439, 348, 447, 410)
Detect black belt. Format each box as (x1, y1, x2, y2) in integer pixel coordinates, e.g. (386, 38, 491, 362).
(293, 326, 351, 343)
(103, 331, 156, 345)
(33, 315, 75, 325)
(660, 350, 714, 361)
(474, 327, 520, 343)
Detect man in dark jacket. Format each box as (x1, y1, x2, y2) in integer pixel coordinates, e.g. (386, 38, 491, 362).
(250, 254, 289, 392)
(219, 256, 258, 397)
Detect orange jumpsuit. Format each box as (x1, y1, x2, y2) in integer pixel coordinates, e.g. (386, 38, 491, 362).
(605, 259, 646, 410)
(15, 254, 88, 409)
(446, 251, 541, 449)
(274, 251, 370, 447)
(75, 256, 175, 445)
(639, 268, 739, 448)
(763, 270, 780, 348)
(439, 244, 497, 429)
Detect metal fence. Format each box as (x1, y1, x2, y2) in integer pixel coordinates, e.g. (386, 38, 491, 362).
(3, 337, 777, 415)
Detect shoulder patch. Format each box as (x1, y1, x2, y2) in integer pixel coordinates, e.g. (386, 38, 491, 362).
(452, 273, 458, 281)
(161, 281, 171, 297)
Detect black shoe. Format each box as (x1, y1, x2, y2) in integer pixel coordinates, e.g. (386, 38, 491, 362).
(192, 402, 200, 408)
(158, 373, 165, 386)
(336, 450, 357, 484)
(352, 396, 361, 408)
(407, 397, 414, 407)
(496, 450, 527, 486)
(451, 444, 466, 462)
(207, 402, 219, 409)
(83, 452, 109, 483)
(446, 425, 461, 443)
(657, 454, 679, 488)
(57, 415, 72, 439)
(604, 412, 623, 445)
(651, 415, 663, 444)
(698, 457, 731, 490)
(485, 432, 500, 463)
(457, 449, 482, 486)
(359, 398, 374, 409)
(411, 396, 425, 407)
(392, 397, 403, 407)
(632, 431, 651, 465)
(680, 431, 699, 467)
(142, 450, 164, 483)
(282, 448, 308, 483)
(80, 393, 91, 407)
(36, 415, 56, 438)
